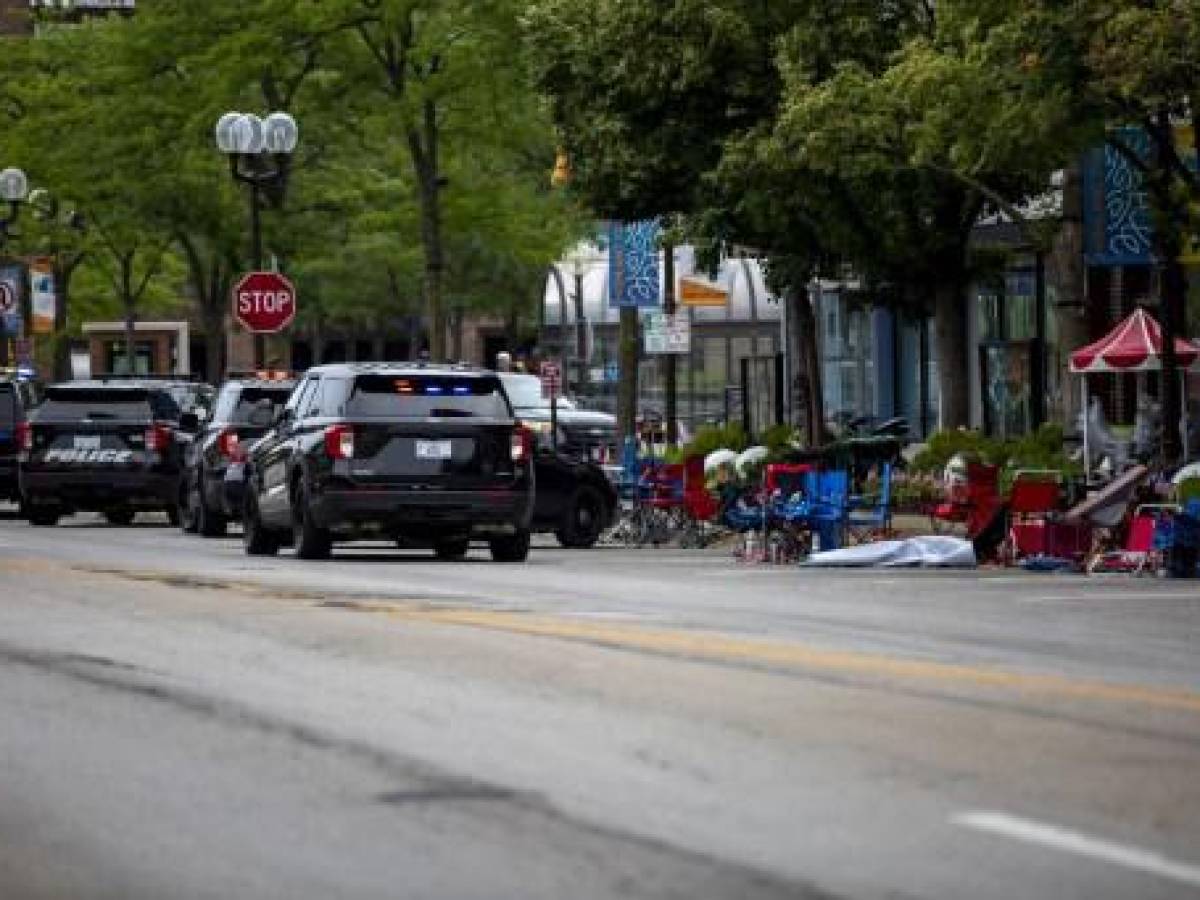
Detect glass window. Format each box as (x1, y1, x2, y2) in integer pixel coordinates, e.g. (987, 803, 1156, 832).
(35, 388, 161, 422)
(300, 378, 324, 419)
(284, 380, 318, 418)
(346, 374, 511, 419)
(215, 385, 296, 425)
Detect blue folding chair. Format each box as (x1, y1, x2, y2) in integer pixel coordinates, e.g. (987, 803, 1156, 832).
(847, 463, 893, 544)
(808, 469, 850, 551)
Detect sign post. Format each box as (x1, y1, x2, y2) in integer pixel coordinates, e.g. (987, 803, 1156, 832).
(232, 271, 297, 369)
(539, 359, 562, 451)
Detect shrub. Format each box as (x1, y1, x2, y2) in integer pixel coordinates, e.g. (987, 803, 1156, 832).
(683, 423, 749, 458)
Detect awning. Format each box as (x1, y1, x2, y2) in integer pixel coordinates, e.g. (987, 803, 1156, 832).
(1069, 308, 1200, 373)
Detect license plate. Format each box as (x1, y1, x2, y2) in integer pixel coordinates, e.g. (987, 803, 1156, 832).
(415, 440, 453, 460)
(74, 435, 102, 450)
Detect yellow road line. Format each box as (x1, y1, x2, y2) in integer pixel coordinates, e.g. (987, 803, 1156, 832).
(384, 606, 1200, 715)
(5, 558, 1200, 715)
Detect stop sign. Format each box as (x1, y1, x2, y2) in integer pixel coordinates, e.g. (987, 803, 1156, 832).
(232, 272, 297, 334)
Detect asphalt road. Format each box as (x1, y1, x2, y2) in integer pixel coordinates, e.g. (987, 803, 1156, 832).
(1, 509, 1198, 899)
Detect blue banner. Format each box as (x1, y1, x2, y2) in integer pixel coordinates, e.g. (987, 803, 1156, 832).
(607, 220, 661, 309)
(1082, 128, 1154, 267)
(0, 265, 23, 335)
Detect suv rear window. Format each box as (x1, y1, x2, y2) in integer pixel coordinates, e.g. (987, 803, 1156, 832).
(36, 388, 180, 422)
(345, 375, 511, 419)
(214, 385, 294, 424)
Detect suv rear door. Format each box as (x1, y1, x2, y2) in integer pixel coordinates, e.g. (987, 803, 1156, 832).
(26, 386, 179, 472)
(338, 374, 520, 489)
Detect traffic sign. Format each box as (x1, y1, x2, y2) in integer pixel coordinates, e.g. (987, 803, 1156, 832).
(232, 271, 297, 334)
(539, 359, 562, 398)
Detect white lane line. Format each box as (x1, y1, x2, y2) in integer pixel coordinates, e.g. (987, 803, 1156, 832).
(1024, 593, 1200, 603)
(953, 811, 1200, 888)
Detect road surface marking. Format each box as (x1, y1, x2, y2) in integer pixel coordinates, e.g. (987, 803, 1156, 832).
(953, 811, 1200, 888)
(6, 558, 1200, 715)
(382, 607, 1200, 714)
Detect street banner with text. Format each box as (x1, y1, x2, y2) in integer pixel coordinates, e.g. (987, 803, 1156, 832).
(30, 257, 56, 334)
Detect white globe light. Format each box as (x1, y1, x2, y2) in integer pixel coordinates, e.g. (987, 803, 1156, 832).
(229, 113, 265, 154)
(262, 112, 299, 154)
(214, 111, 242, 154)
(0, 167, 29, 203)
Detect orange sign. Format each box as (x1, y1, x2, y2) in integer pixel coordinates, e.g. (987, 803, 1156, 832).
(679, 276, 728, 307)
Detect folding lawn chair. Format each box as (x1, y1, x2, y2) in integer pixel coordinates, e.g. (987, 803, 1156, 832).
(1089, 504, 1177, 574)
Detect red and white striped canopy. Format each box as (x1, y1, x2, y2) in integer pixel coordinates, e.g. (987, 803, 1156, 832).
(1070, 308, 1200, 374)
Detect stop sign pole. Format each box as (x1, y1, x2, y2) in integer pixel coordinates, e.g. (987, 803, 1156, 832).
(232, 271, 297, 369)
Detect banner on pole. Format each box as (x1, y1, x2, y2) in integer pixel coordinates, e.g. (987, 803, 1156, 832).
(30, 257, 56, 334)
(607, 220, 661, 309)
(0, 265, 23, 336)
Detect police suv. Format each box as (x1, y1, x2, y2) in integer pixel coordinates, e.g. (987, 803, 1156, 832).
(19, 380, 194, 526)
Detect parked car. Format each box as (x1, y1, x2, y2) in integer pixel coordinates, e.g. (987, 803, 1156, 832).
(0, 374, 41, 503)
(18, 380, 196, 526)
(241, 364, 535, 561)
(498, 372, 618, 463)
(497, 372, 619, 547)
(179, 375, 297, 536)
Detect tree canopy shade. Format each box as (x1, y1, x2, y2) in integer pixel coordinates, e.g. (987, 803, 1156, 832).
(0, 0, 582, 377)
(525, 0, 1169, 433)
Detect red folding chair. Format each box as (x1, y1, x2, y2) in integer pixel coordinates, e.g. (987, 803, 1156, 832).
(1004, 470, 1063, 562)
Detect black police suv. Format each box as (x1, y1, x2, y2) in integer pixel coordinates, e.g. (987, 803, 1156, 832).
(241, 364, 535, 561)
(179, 375, 296, 537)
(498, 372, 618, 547)
(19, 380, 194, 526)
(1, 376, 40, 503)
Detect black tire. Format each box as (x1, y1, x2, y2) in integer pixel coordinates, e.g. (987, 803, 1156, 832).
(179, 481, 199, 534)
(292, 483, 332, 560)
(26, 504, 60, 527)
(489, 529, 531, 563)
(195, 483, 228, 538)
(556, 486, 606, 549)
(433, 537, 470, 561)
(242, 492, 280, 557)
(104, 507, 135, 526)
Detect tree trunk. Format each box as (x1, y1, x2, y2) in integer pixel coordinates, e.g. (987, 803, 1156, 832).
(52, 255, 79, 382)
(790, 287, 826, 446)
(1049, 163, 1089, 436)
(617, 306, 639, 448)
(409, 99, 445, 360)
(121, 253, 136, 375)
(933, 278, 970, 430)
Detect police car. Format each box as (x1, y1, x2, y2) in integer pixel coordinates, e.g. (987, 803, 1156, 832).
(19, 380, 196, 526)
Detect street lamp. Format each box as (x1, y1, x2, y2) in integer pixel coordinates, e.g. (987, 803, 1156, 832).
(559, 243, 597, 399)
(214, 111, 299, 368)
(0, 167, 30, 250)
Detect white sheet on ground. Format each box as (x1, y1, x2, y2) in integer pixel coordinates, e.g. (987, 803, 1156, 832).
(804, 536, 977, 568)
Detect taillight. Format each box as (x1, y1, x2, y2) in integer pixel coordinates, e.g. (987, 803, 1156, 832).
(217, 428, 246, 462)
(145, 423, 172, 452)
(324, 424, 354, 460)
(511, 425, 532, 464)
(16, 421, 32, 453)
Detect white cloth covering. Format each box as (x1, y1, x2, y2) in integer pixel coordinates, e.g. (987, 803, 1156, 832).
(804, 536, 977, 569)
